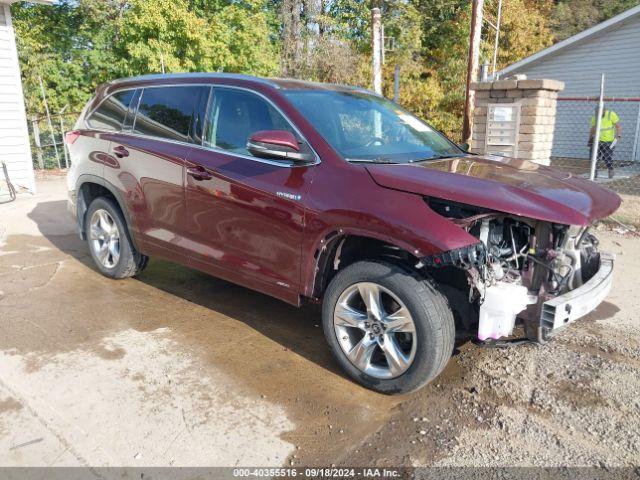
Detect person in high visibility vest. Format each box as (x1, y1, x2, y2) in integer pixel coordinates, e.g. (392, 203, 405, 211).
(589, 108, 622, 179)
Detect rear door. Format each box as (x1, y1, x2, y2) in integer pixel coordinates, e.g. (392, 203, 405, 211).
(81, 89, 138, 182)
(102, 85, 210, 262)
(184, 86, 316, 303)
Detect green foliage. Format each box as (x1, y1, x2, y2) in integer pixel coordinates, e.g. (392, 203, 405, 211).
(14, 0, 627, 140)
(551, 0, 640, 41)
(12, 0, 278, 116)
(117, 0, 278, 76)
(11, 0, 124, 114)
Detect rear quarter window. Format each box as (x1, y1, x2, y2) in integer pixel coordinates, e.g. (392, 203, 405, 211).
(85, 90, 136, 131)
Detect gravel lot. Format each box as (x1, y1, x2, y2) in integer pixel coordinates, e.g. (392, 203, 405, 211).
(1, 177, 639, 468)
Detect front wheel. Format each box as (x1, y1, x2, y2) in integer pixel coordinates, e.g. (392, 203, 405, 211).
(322, 261, 454, 394)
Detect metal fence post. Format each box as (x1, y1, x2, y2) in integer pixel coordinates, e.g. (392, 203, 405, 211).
(589, 74, 605, 181)
(631, 102, 640, 163)
(59, 114, 69, 168)
(38, 75, 62, 169)
(31, 117, 44, 170)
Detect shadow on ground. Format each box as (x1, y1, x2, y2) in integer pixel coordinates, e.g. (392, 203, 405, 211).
(20, 197, 407, 464)
(26, 199, 344, 377)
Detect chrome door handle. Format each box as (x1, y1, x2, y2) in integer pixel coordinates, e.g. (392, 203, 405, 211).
(187, 166, 213, 181)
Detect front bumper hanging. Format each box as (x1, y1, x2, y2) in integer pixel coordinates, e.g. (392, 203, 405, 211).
(540, 252, 614, 338)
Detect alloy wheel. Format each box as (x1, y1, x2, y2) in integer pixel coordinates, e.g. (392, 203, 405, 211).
(89, 209, 121, 269)
(333, 282, 417, 379)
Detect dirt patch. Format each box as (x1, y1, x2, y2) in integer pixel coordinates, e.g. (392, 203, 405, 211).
(0, 397, 23, 413)
(337, 310, 640, 467)
(611, 193, 640, 228)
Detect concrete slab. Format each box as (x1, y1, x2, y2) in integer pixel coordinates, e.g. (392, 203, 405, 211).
(0, 178, 396, 467)
(2, 176, 639, 469)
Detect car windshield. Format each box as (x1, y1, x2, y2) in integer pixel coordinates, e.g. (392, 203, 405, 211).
(283, 90, 463, 164)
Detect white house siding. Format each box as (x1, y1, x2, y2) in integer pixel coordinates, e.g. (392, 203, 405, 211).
(0, 3, 36, 193)
(502, 14, 640, 162)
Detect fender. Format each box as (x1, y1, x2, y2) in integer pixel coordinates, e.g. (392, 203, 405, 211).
(302, 226, 427, 299)
(75, 174, 142, 252)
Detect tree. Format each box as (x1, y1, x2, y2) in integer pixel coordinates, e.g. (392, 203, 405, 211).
(11, 0, 278, 116)
(116, 0, 278, 76)
(11, 0, 559, 142)
(551, 0, 640, 41)
(11, 0, 126, 114)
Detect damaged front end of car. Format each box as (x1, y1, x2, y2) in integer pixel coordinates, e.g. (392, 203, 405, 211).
(422, 198, 614, 343)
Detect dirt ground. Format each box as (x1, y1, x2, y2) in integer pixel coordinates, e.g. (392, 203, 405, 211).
(1, 177, 639, 468)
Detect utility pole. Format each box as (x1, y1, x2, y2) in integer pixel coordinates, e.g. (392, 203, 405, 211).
(380, 24, 385, 66)
(491, 0, 503, 76)
(462, 0, 484, 146)
(371, 7, 382, 95)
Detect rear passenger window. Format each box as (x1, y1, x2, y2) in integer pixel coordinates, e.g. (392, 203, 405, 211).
(86, 90, 135, 131)
(134, 86, 209, 143)
(204, 88, 296, 155)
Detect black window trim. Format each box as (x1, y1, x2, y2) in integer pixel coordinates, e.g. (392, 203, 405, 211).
(83, 83, 320, 168)
(84, 88, 137, 132)
(122, 88, 141, 133)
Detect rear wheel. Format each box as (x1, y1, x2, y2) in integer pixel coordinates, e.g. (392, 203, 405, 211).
(322, 261, 454, 394)
(85, 197, 148, 279)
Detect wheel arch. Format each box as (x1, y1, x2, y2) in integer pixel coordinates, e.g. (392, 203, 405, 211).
(306, 229, 424, 301)
(75, 175, 139, 250)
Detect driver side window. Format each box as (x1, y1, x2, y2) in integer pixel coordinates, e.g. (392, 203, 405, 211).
(204, 88, 296, 156)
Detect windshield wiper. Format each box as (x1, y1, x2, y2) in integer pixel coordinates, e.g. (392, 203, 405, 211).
(348, 157, 397, 164)
(347, 157, 398, 164)
(409, 153, 465, 163)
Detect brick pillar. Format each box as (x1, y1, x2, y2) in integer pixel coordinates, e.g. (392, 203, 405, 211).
(469, 79, 564, 166)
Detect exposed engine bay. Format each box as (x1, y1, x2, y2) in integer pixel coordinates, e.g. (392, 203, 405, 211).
(424, 198, 605, 343)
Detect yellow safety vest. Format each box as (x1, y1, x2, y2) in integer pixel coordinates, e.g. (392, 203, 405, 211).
(590, 110, 620, 143)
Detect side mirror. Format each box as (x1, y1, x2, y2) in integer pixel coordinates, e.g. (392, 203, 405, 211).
(247, 130, 315, 163)
(459, 142, 470, 151)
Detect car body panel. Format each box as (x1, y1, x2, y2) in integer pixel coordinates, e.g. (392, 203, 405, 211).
(101, 133, 193, 262)
(366, 155, 621, 226)
(298, 161, 482, 298)
(184, 146, 313, 302)
(65, 130, 108, 194)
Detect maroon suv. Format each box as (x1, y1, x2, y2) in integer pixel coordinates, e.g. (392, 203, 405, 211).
(67, 73, 620, 393)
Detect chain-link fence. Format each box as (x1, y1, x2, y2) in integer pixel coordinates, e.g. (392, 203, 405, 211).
(28, 111, 80, 171)
(550, 83, 640, 195)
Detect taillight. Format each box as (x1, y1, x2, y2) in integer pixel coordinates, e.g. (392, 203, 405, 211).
(65, 130, 81, 145)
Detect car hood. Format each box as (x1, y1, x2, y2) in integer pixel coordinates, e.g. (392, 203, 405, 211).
(365, 155, 621, 226)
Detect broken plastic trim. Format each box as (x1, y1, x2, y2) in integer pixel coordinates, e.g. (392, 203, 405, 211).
(422, 242, 487, 270)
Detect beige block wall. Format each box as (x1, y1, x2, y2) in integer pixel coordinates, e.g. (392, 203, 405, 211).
(469, 78, 564, 166)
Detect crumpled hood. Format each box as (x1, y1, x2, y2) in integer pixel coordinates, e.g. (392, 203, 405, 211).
(366, 155, 621, 226)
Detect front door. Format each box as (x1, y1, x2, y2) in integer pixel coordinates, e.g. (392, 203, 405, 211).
(184, 87, 315, 303)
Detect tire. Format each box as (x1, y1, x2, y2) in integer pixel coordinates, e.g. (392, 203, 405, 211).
(322, 261, 454, 394)
(85, 197, 148, 279)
